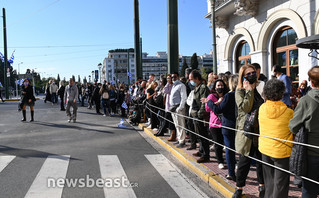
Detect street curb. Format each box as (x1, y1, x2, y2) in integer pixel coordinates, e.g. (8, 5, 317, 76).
(138, 123, 239, 198)
(3, 98, 41, 102)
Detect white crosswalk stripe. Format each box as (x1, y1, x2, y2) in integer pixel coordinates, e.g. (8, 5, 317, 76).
(0, 154, 209, 198)
(145, 154, 209, 198)
(0, 155, 15, 173)
(98, 155, 137, 198)
(24, 155, 70, 198)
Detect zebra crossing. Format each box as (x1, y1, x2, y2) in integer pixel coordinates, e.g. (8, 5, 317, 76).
(0, 154, 209, 198)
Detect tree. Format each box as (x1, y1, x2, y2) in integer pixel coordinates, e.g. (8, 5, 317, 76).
(180, 57, 188, 77)
(190, 53, 199, 70)
(200, 66, 209, 82)
(56, 74, 60, 86)
(83, 76, 87, 84)
(72, 75, 75, 82)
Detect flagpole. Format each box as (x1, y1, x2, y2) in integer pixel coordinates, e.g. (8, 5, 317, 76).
(2, 8, 9, 99)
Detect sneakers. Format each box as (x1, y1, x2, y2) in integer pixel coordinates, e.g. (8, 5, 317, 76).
(232, 189, 243, 198)
(218, 163, 225, 169)
(152, 128, 158, 132)
(209, 145, 215, 151)
(146, 125, 152, 129)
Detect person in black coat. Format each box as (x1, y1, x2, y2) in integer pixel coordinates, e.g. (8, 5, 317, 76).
(201, 74, 238, 181)
(44, 81, 52, 103)
(92, 82, 102, 114)
(21, 79, 36, 122)
(57, 81, 66, 111)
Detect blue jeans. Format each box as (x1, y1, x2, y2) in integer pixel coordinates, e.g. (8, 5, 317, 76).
(302, 155, 319, 198)
(51, 93, 57, 103)
(222, 127, 236, 177)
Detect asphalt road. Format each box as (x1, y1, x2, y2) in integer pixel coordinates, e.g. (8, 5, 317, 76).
(0, 100, 221, 198)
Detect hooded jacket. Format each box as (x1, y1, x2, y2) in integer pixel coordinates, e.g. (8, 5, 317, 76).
(205, 93, 222, 129)
(259, 100, 294, 158)
(289, 89, 319, 156)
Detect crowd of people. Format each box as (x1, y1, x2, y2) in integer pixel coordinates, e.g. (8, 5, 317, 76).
(18, 63, 319, 198)
(129, 64, 319, 198)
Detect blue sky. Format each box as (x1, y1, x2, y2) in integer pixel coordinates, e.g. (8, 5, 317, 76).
(0, 0, 212, 81)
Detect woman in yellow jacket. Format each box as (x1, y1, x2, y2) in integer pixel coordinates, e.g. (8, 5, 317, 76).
(258, 79, 294, 198)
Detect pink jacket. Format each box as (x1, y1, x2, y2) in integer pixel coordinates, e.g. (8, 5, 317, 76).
(205, 93, 222, 129)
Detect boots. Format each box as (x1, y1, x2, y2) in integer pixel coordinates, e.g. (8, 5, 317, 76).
(21, 110, 26, 121)
(30, 111, 34, 122)
(168, 130, 176, 141)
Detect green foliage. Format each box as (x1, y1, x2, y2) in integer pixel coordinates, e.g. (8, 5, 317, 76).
(200, 67, 209, 82)
(190, 53, 199, 70)
(180, 57, 188, 77)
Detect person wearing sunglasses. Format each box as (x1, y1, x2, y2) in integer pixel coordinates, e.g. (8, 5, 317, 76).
(232, 64, 265, 198)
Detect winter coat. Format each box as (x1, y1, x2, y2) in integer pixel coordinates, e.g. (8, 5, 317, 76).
(191, 82, 210, 120)
(235, 88, 254, 156)
(289, 126, 308, 176)
(258, 100, 294, 158)
(207, 91, 236, 128)
(205, 93, 222, 129)
(289, 88, 319, 156)
(21, 85, 35, 105)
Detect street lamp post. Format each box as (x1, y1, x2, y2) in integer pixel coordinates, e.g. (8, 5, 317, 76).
(18, 62, 23, 75)
(210, 0, 218, 74)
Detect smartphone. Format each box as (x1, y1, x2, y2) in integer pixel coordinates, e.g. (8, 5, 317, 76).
(243, 77, 246, 82)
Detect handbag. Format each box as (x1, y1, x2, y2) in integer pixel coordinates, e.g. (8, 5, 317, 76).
(243, 89, 264, 139)
(243, 109, 258, 139)
(102, 92, 109, 99)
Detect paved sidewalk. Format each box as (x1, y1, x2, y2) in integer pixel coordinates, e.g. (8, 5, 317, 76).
(139, 124, 303, 198)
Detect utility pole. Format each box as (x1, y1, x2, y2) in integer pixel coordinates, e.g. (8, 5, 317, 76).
(134, 0, 142, 80)
(211, 0, 218, 74)
(127, 50, 130, 85)
(2, 8, 9, 99)
(167, 0, 179, 74)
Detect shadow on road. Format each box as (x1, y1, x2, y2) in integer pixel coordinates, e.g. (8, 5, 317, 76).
(0, 145, 80, 161)
(33, 121, 117, 134)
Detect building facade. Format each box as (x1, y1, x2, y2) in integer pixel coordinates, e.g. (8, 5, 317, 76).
(102, 49, 135, 84)
(102, 49, 214, 83)
(206, 0, 319, 87)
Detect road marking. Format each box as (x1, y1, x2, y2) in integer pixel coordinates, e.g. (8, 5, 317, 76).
(0, 155, 15, 173)
(24, 155, 70, 198)
(145, 154, 209, 198)
(98, 155, 136, 198)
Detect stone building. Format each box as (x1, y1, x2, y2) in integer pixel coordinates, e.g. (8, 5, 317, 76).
(205, 0, 319, 87)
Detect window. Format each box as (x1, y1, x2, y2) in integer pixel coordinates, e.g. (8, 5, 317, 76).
(273, 26, 299, 85)
(236, 41, 251, 73)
